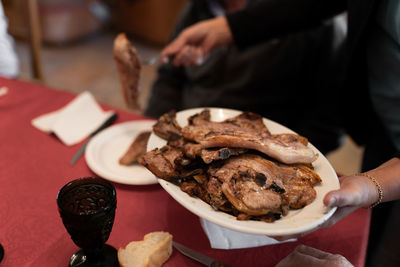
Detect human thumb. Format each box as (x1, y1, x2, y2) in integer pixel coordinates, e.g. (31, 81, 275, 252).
(324, 191, 339, 207)
(324, 188, 354, 208)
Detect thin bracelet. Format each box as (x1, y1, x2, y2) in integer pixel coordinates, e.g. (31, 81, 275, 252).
(356, 173, 384, 208)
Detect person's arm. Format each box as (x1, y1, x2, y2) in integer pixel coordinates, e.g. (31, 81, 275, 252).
(227, 0, 346, 50)
(144, 1, 211, 117)
(143, 64, 186, 118)
(161, 16, 232, 66)
(322, 156, 400, 227)
(272, 155, 400, 241)
(161, 0, 346, 66)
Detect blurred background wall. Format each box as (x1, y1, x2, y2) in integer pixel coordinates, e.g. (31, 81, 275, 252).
(3, 0, 186, 45)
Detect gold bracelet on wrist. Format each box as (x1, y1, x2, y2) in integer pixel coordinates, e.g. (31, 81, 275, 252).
(356, 173, 384, 208)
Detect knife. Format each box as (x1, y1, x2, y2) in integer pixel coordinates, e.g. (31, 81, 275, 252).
(173, 241, 230, 267)
(70, 112, 118, 166)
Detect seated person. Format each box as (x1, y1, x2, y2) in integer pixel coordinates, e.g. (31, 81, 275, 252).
(144, 0, 347, 154)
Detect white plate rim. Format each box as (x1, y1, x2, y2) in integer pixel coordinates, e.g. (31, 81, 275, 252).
(147, 107, 339, 236)
(85, 120, 158, 185)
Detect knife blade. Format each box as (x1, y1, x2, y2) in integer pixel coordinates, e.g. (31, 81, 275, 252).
(173, 241, 229, 267)
(70, 112, 118, 166)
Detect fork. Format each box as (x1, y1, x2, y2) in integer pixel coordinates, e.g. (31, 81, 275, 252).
(143, 53, 205, 66)
(142, 55, 166, 65)
(142, 55, 174, 66)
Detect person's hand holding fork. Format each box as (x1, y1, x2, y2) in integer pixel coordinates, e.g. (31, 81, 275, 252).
(161, 17, 233, 67)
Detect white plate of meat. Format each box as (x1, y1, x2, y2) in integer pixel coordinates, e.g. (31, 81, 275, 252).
(85, 120, 158, 185)
(144, 108, 339, 236)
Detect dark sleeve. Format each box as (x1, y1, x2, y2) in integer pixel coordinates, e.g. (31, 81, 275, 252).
(143, 64, 186, 118)
(394, 152, 400, 158)
(144, 2, 210, 118)
(226, 0, 347, 49)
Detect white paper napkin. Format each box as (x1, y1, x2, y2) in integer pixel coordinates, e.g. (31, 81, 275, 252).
(32, 91, 115, 146)
(200, 218, 296, 249)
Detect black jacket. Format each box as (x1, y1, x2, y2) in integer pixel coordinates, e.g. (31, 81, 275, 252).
(227, 0, 396, 164)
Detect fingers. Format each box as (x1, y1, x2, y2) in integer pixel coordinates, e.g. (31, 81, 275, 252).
(296, 245, 353, 266)
(323, 190, 341, 207)
(277, 245, 354, 267)
(295, 245, 334, 259)
(320, 175, 372, 229)
(161, 26, 203, 64)
(323, 181, 355, 207)
(276, 247, 324, 267)
(161, 21, 209, 64)
(161, 38, 186, 64)
(324, 185, 362, 207)
(172, 45, 191, 66)
(170, 45, 205, 67)
(296, 245, 354, 266)
(161, 17, 232, 66)
(323, 175, 372, 208)
(324, 190, 356, 207)
(162, 41, 205, 67)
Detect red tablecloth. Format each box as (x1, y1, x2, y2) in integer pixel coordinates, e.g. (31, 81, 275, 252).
(0, 77, 370, 267)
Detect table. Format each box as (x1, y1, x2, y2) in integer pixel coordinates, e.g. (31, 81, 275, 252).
(0, 77, 370, 266)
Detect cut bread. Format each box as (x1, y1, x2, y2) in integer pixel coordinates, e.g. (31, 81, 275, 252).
(118, 231, 173, 267)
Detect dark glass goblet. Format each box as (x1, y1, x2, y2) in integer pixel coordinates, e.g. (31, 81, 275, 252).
(57, 177, 118, 267)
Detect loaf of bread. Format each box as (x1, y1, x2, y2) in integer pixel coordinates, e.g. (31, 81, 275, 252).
(118, 232, 173, 267)
(113, 33, 141, 111)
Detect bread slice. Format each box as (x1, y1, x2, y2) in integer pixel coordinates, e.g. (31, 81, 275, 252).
(118, 232, 173, 267)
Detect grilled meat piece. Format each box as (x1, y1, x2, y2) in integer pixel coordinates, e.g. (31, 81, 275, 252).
(188, 109, 211, 125)
(113, 33, 141, 110)
(182, 112, 317, 164)
(139, 145, 204, 181)
(165, 135, 248, 164)
(119, 131, 151, 165)
(209, 154, 321, 217)
(279, 164, 321, 208)
(183, 142, 247, 164)
(224, 111, 271, 135)
(180, 174, 232, 212)
(167, 136, 186, 148)
(181, 181, 198, 197)
(138, 145, 183, 181)
(200, 147, 248, 164)
(152, 110, 182, 140)
(206, 176, 232, 211)
(152, 110, 251, 163)
(222, 178, 284, 216)
(183, 142, 203, 158)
